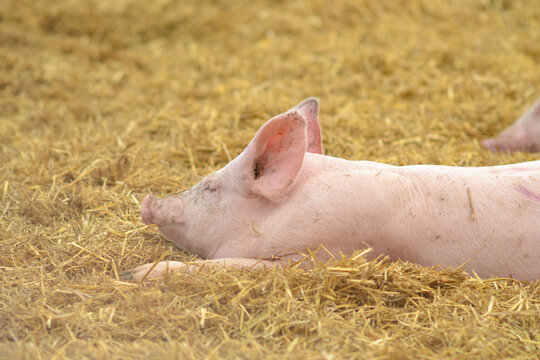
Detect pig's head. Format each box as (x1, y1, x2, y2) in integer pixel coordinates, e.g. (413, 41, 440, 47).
(141, 98, 323, 258)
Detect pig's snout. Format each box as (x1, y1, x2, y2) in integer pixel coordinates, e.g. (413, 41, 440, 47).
(141, 194, 185, 226)
(141, 194, 155, 225)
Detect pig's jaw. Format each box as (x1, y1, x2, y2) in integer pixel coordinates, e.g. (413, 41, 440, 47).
(141, 190, 225, 258)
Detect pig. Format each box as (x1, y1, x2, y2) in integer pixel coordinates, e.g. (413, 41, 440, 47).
(483, 98, 540, 152)
(121, 98, 540, 282)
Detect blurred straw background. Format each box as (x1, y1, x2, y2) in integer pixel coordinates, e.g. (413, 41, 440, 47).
(0, 0, 539, 358)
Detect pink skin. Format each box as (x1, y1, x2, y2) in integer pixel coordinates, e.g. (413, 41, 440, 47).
(483, 98, 540, 153)
(122, 98, 540, 282)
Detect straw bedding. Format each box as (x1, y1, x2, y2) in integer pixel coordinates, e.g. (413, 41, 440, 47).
(1, 0, 539, 358)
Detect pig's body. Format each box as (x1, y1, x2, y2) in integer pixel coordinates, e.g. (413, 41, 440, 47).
(124, 98, 540, 282)
(211, 155, 540, 280)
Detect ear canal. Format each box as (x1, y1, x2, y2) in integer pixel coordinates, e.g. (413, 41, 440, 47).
(243, 110, 308, 201)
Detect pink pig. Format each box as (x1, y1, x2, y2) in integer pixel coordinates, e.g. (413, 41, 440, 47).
(484, 98, 540, 152)
(122, 98, 540, 282)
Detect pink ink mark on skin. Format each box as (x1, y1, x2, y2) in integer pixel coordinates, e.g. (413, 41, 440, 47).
(515, 185, 540, 202)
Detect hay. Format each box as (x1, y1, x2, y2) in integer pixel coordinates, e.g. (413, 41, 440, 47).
(1, 0, 539, 358)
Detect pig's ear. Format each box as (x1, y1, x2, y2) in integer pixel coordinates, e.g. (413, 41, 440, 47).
(292, 97, 323, 154)
(242, 110, 308, 200)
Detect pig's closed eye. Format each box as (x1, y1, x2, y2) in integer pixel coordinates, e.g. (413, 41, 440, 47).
(203, 182, 217, 192)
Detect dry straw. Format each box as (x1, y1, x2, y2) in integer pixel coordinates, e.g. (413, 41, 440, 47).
(1, 0, 539, 358)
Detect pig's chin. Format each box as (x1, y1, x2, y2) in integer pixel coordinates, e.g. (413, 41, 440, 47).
(157, 223, 214, 257)
(157, 223, 188, 247)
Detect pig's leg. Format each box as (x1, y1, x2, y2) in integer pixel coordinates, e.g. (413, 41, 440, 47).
(483, 98, 540, 152)
(119, 258, 280, 282)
